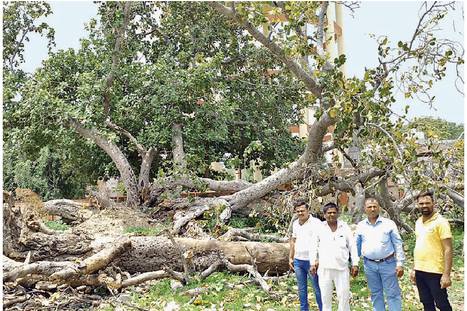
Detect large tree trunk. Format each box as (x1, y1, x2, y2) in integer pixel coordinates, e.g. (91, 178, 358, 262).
(69, 119, 140, 207)
(444, 187, 464, 207)
(101, 237, 290, 274)
(172, 123, 187, 169)
(138, 148, 156, 192)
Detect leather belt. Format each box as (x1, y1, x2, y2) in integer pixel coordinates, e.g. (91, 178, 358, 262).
(364, 253, 394, 263)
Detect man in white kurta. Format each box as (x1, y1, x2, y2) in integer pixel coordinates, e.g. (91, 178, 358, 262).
(310, 202, 359, 311)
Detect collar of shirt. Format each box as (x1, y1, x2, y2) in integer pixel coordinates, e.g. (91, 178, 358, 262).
(297, 216, 316, 226)
(420, 212, 439, 224)
(364, 215, 383, 225)
(322, 219, 345, 231)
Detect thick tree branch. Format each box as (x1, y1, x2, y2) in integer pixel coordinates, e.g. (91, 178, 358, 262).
(166, 176, 251, 192)
(105, 120, 146, 155)
(4, 259, 74, 282)
(172, 123, 187, 169)
(208, 2, 322, 97)
(104, 120, 156, 191)
(378, 178, 414, 233)
(316, 2, 329, 56)
(69, 118, 139, 207)
(222, 259, 270, 293)
(443, 186, 464, 208)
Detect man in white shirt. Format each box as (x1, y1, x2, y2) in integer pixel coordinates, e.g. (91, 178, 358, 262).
(310, 202, 359, 311)
(289, 202, 323, 311)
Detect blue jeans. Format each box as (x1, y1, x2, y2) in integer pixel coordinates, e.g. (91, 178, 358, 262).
(363, 257, 402, 311)
(294, 258, 323, 311)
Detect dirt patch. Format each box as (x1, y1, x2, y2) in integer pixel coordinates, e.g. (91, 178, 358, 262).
(73, 205, 152, 238)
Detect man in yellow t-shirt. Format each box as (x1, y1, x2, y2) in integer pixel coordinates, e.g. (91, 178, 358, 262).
(410, 191, 453, 311)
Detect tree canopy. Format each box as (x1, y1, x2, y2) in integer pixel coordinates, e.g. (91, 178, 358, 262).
(3, 1, 464, 225)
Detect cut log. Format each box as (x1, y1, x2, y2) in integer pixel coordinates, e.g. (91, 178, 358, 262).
(43, 199, 94, 224)
(4, 192, 93, 261)
(114, 236, 289, 274)
(50, 236, 132, 281)
(18, 231, 93, 261)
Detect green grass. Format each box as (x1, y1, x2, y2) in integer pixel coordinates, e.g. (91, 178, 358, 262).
(97, 228, 463, 311)
(44, 219, 70, 231)
(123, 225, 167, 236)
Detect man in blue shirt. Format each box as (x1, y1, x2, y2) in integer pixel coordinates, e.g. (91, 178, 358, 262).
(355, 197, 405, 311)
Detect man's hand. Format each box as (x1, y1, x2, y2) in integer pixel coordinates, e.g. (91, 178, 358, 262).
(395, 266, 404, 278)
(289, 258, 294, 271)
(440, 273, 451, 289)
(351, 265, 359, 277)
(410, 270, 416, 284)
(310, 264, 317, 276)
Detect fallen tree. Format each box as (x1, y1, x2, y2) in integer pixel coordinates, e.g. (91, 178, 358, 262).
(4, 194, 290, 296)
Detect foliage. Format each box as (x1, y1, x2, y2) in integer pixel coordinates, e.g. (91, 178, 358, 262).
(4, 2, 310, 200)
(3, 146, 87, 200)
(3, 1, 55, 71)
(409, 117, 464, 140)
(44, 219, 70, 232)
(3, 1, 463, 225)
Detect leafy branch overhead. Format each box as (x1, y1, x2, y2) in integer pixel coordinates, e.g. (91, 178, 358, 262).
(3, 1, 464, 223)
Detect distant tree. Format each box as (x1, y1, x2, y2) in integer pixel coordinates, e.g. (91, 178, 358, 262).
(409, 116, 464, 140)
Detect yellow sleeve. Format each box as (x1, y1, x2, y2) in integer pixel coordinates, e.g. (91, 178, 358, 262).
(438, 219, 452, 240)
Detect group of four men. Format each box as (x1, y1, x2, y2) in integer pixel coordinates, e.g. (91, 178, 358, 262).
(289, 191, 453, 311)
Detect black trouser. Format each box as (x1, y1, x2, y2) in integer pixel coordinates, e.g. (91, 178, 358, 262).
(415, 270, 452, 311)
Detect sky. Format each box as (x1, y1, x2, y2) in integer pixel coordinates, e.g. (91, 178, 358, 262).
(20, 1, 464, 124)
(343, 1, 464, 124)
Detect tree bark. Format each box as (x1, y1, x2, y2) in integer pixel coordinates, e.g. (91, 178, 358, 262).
(105, 120, 156, 193)
(444, 187, 464, 208)
(171, 176, 251, 192)
(69, 119, 140, 207)
(43, 199, 94, 224)
(378, 178, 414, 233)
(113, 236, 289, 274)
(172, 123, 187, 169)
(139, 148, 156, 191)
(351, 183, 365, 223)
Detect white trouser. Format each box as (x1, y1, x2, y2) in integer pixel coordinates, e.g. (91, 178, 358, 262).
(318, 267, 350, 311)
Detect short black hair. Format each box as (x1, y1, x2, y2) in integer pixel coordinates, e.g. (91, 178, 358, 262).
(364, 196, 380, 204)
(416, 190, 434, 202)
(323, 202, 338, 213)
(294, 200, 309, 210)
